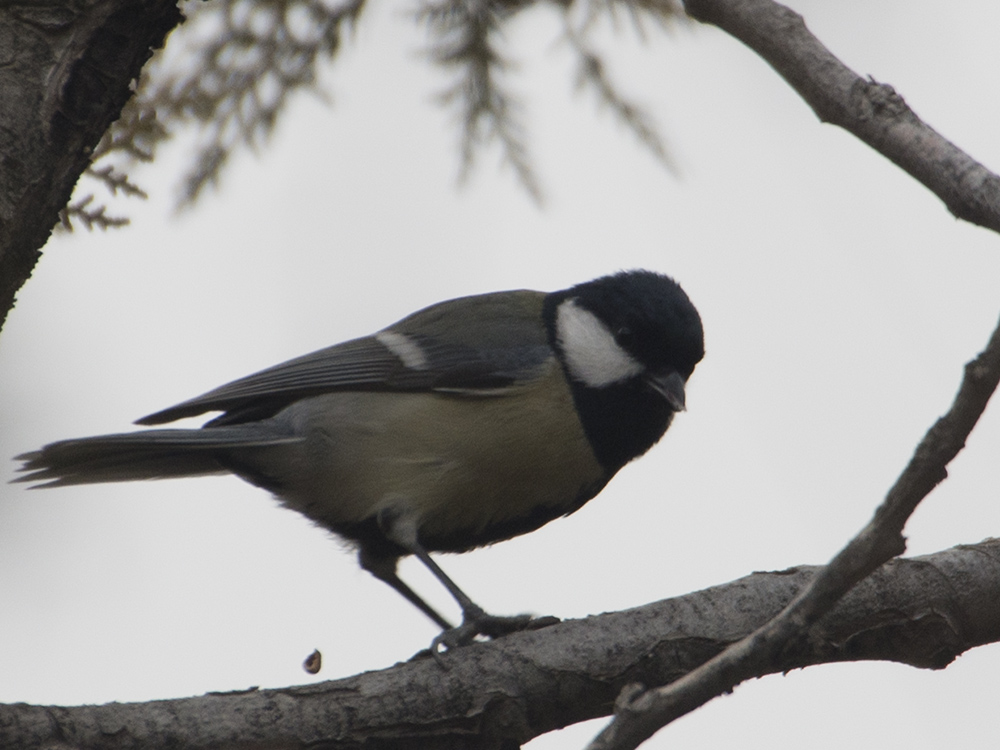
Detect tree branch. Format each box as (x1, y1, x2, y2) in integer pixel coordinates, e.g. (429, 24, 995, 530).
(680, 0, 1000, 232)
(0, 0, 183, 333)
(2, 539, 1000, 750)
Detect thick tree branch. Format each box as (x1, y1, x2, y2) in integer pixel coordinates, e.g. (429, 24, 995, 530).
(2, 539, 1000, 750)
(680, 0, 1000, 232)
(0, 1, 182, 333)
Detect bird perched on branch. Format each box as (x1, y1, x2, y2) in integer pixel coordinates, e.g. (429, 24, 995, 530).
(15, 270, 704, 653)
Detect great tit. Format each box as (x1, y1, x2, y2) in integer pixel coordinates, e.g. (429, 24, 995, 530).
(15, 270, 704, 651)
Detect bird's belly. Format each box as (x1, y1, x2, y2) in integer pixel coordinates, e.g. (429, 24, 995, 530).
(253, 361, 607, 551)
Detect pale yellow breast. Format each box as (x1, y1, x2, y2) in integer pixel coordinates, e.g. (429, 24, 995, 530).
(271, 358, 605, 542)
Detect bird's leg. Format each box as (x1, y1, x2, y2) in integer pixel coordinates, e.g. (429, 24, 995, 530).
(358, 548, 454, 631)
(376, 510, 556, 656)
(407, 543, 538, 654)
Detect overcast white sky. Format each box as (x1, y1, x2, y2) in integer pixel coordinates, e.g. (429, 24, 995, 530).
(3, 1, 1000, 747)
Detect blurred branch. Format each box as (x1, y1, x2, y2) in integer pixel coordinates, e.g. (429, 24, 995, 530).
(423, 0, 542, 202)
(565, 28, 676, 172)
(93, 0, 689, 211)
(56, 98, 161, 232)
(92, 96, 165, 163)
(3, 539, 1000, 749)
(59, 195, 131, 232)
(55, 166, 146, 233)
(95, 0, 366, 210)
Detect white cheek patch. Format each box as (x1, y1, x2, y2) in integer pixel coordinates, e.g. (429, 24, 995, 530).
(376, 331, 430, 371)
(555, 298, 643, 388)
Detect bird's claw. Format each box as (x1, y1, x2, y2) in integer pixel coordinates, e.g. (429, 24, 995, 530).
(427, 609, 561, 666)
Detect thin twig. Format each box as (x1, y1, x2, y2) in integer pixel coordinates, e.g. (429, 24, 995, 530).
(589, 314, 1000, 749)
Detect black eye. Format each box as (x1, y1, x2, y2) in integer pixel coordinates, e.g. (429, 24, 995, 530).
(615, 326, 634, 346)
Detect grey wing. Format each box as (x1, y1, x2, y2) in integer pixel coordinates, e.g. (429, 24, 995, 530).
(136, 291, 553, 427)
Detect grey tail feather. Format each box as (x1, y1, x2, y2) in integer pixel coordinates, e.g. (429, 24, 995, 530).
(12, 427, 303, 488)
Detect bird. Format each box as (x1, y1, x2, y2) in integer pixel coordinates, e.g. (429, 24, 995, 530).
(14, 269, 704, 653)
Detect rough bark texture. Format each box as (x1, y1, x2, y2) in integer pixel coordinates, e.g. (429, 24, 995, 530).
(2, 540, 999, 750)
(0, 0, 182, 333)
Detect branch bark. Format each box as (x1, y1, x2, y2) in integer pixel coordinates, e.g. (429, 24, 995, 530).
(0, 0, 182, 333)
(2, 539, 999, 750)
(681, 0, 1000, 232)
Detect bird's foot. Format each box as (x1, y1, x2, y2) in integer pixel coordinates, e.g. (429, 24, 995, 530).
(427, 606, 560, 665)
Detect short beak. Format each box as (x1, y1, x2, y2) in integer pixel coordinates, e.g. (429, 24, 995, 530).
(645, 370, 687, 412)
